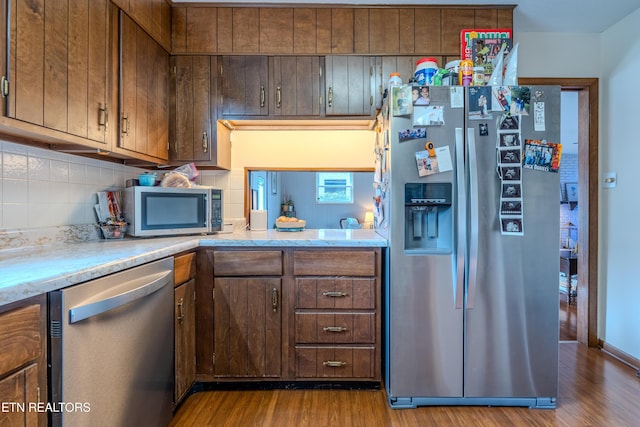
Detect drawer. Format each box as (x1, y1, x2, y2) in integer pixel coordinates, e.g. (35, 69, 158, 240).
(295, 346, 376, 379)
(295, 313, 375, 344)
(174, 252, 196, 286)
(296, 278, 375, 309)
(293, 250, 375, 276)
(0, 304, 41, 378)
(213, 250, 283, 276)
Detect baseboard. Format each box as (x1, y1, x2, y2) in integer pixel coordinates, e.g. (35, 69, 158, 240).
(598, 339, 640, 377)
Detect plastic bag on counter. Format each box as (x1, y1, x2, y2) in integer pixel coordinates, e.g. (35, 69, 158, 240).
(503, 43, 519, 86)
(173, 162, 199, 181)
(159, 163, 199, 188)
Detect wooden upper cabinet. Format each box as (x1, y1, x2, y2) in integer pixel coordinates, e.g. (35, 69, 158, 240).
(0, 2, 5, 118)
(117, 11, 169, 161)
(324, 56, 374, 117)
(171, 55, 212, 162)
(260, 8, 293, 54)
(170, 6, 512, 56)
(270, 56, 322, 117)
(220, 56, 269, 117)
(6, 0, 109, 145)
(170, 55, 229, 169)
(116, 0, 171, 52)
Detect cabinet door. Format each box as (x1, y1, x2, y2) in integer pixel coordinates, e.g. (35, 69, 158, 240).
(374, 56, 420, 109)
(171, 55, 229, 167)
(220, 56, 269, 117)
(213, 277, 281, 378)
(174, 279, 196, 404)
(6, 0, 109, 144)
(172, 55, 211, 162)
(119, 11, 169, 161)
(324, 55, 374, 116)
(271, 56, 321, 117)
(0, 365, 39, 427)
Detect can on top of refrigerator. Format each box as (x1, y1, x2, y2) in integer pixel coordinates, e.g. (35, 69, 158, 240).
(459, 59, 473, 86)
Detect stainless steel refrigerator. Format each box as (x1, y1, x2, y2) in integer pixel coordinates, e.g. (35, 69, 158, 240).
(375, 85, 560, 408)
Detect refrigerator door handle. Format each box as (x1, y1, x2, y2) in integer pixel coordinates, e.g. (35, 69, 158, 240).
(454, 128, 465, 309)
(467, 128, 479, 309)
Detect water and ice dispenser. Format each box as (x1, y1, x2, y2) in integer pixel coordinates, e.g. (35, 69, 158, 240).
(404, 182, 452, 253)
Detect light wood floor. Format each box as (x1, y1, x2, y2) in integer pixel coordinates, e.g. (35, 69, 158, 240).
(559, 291, 577, 341)
(170, 343, 640, 426)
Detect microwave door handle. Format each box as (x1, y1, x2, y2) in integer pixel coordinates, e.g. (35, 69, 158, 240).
(205, 194, 210, 227)
(68, 269, 172, 323)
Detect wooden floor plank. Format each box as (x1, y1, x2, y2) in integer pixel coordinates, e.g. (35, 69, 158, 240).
(171, 343, 639, 426)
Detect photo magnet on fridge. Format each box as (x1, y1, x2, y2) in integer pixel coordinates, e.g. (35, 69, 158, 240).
(523, 139, 562, 173)
(392, 86, 413, 116)
(501, 218, 523, 235)
(501, 200, 522, 215)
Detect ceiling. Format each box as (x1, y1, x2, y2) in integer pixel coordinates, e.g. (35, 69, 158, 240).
(171, 1, 640, 33)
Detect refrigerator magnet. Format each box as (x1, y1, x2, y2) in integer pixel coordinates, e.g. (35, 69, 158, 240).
(501, 218, 523, 235)
(534, 101, 546, 131)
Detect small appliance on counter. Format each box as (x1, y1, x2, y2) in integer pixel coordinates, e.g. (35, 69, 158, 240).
(123, 186, 223, 237)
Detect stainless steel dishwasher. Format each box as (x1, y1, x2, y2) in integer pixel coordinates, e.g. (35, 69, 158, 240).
(48, 257, 174, 427)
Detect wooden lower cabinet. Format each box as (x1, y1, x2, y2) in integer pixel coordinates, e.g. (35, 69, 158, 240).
(295, 347, 376, 379)
(174, 253, 197, 405)
(0, 295, 47, 427)
(213, 277, 282, 378)
(196, 247, 381, 384)
(292, 251, 381, 381)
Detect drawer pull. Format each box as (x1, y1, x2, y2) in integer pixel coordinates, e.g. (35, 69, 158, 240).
(322, 291, 347, 297)
(323, 326, 347, 333)
(323, 360, 346, 367)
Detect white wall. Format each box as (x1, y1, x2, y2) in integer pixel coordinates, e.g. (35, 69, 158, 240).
(599, 9, 640, 360)
(517, 8, 640, 360)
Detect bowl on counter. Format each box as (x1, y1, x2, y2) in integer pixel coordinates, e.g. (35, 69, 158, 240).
(99, 223, 127, 239)
(275, 219, 306, 231)
(138, 173, 157, 186)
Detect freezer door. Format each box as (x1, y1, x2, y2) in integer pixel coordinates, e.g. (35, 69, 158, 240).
(386, 87, 465, 399)
(464, 86, 560, 400)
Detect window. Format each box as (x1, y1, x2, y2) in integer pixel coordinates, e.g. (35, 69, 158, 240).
(316, 172, 353, 204)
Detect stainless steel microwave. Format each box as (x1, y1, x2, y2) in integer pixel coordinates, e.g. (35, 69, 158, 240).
(123, 186, 222, 237)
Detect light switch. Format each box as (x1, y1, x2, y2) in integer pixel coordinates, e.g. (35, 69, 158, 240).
(602, 172, 617, 188)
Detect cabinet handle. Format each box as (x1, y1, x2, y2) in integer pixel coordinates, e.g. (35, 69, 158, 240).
(322, 291, 347, 298)
(98, 104, 108, 128)
(260, 85, 265, 108)
(276, 86, 282, 108)
(323, 326, 347, 333)
(202, 131, 209, 153)
(177, 298, 184, 324)
(323, 360, 346, 367)
(121, 115, 129, 135)
(328, 86, 333, 108)
(272, 288, 279, 312)
(0, 76, 8, 97)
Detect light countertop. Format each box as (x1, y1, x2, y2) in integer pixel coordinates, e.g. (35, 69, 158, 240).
(0, 229, 386, 306)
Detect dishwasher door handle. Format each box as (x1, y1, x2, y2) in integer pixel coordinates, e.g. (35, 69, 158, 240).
(69, 269, 172, 324)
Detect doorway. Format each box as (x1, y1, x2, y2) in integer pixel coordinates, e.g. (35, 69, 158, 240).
(520, 78, 599, 347)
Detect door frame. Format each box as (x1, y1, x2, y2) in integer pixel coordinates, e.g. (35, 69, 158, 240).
(520, 77, 598, 347)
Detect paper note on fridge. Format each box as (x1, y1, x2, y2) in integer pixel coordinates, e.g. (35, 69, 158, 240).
(415, 146, 453, 177)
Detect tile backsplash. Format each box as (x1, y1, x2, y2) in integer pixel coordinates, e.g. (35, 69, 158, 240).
(0, 140, 240, 231)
